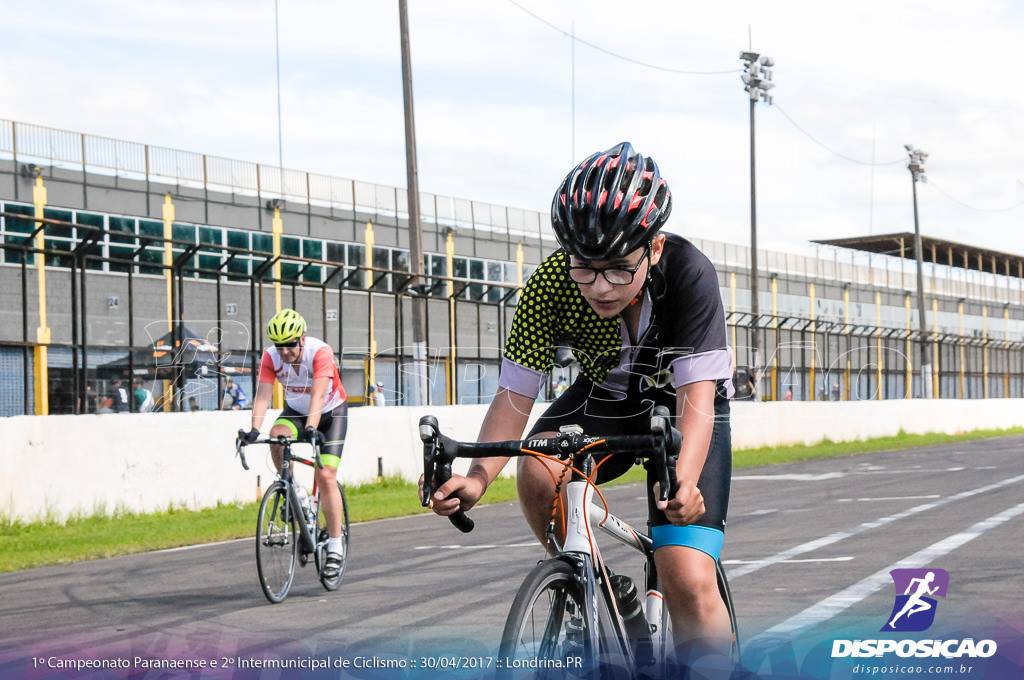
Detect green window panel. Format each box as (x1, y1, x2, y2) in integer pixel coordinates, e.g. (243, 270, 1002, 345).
(138, 247, 163, 276)
(139, 219, 163, 239)
(251, 232, 272, 254)
(44, 238, 73, 268)
(346, 244, 364, 267)
(303, 265, 322, 284)
(302, 239, 322, 260)
(325, 241, 345, 265)
(226, 256, 250, 281)
(199, 227, 221, 246)
(44, 208, 73, 239)
(280, 262, 300, 282)
(227, 229, 249, 250)
(3, 203, 35, 233)
(197, 254, 221, 280)
(281, 236, 301, 257)
(371, 247, 390, 291)
(108, 245, 134, 273)
(108, 216, 136, 247)
(172, 223, 196, 243)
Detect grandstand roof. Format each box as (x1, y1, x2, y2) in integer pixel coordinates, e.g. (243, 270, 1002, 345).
(813, 232, 1024, 280)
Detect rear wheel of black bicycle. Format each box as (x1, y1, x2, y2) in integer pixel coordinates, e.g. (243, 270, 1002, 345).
(717, 559, 741, 664)
(498, 558, 595, 679)
(255, 482, 297, 604)
(315, 482, 350, 591)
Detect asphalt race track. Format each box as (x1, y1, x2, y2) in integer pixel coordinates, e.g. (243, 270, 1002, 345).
(2, 435, 1022, 678)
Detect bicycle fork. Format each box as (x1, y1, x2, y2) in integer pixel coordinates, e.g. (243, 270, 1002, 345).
(282, 481, 317, 555)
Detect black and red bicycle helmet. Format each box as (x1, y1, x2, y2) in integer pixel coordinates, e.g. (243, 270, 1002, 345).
(551, 142, 672, 261)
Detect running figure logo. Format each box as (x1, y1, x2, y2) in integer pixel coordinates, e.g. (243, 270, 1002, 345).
(882, 568, 949, 632)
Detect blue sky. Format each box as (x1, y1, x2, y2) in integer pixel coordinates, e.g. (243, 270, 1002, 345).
(3, 0, 1023, 258)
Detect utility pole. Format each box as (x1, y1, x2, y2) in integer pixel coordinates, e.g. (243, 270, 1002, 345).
(398, 0, 428, 405)
(740, 50, 775, 381)
(906, 144, 931, 397)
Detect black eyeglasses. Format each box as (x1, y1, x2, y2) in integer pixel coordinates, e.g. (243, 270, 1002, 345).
(566, 244, 650, 286)
(274, 340, 299, 349)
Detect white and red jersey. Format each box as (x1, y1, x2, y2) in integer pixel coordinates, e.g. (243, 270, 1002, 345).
(257, 336, 346, 413)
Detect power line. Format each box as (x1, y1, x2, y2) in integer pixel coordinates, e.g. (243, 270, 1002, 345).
(506, 0, 737, 76)
(926, 180, 1024, 213)
(772, 102, 904, 167)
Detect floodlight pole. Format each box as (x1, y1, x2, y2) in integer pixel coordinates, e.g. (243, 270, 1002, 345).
(399, 0, 428, 405)
(906, 144, 931, 397)
(740, 51, 775, 382)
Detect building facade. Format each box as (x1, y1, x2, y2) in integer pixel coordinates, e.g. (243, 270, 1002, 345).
(2, 119, 1022, 416)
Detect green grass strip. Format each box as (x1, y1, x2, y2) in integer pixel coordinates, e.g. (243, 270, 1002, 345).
(1, 426, 1020, 573)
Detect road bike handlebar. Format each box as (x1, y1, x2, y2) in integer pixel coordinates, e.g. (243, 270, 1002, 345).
(235, 430, 324, 472)
(419, 405, 682, 534)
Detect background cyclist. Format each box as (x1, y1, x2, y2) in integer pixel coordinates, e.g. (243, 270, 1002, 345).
(426, 142, 735, 662)
(242, 308, 349, 579)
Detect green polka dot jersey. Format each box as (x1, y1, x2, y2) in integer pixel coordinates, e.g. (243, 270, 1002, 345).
(504, 250, 623, 385)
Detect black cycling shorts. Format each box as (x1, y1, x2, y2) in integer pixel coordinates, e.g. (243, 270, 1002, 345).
(527, 378, 731, 540)
(274, 403, 348, 467)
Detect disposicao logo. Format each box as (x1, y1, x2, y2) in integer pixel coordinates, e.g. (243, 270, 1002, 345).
(831, 567, 998, 659)
(881, 568, 949, 632)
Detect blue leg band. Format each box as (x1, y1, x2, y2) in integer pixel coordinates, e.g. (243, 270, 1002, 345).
(651, 525, 724, 561)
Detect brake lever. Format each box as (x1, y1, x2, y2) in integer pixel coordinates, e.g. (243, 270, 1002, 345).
(419, 416, 440, 506)
(311, 432, 325, 469)
(235, 429, 249, 471)
(650, 406, 681, 502)
(418, 416, 474, 533)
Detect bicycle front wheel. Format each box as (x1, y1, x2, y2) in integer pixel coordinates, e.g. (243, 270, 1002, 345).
(498, 558, 594, 679)
(255, 482, 297, 604)
(315, 482, 350, 591)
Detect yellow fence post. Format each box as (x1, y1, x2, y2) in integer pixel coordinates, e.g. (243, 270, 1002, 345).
(33, 177, 50, 415)
(730, 272, 738, 364)
(932, 298, 940, 398)
(958, 300, 965, 398)
(1005, 305, 1011, 398)
(365, 221, 376, 389)
(905, 293, 913, 398)
(876, 291, 883, 400)
(163, 194, 175, 332)
(162, 194, 175, 411)
(771, 274, 778, 400)
(447, 232, 457, 404)
(272, 207, 284, 409)
(272, 208, 283, 312)
(809, 282, 815, 401)
(844, 284, 851, 401)
(982, 305, 989, 399)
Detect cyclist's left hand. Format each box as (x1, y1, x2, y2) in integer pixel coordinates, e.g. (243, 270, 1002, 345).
(654, 479, 705, 526)
(303, 426, 323, 445)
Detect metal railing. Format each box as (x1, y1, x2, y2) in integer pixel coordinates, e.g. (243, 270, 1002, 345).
(1, 118, 553, 243)
(4, 211, 1024, 416)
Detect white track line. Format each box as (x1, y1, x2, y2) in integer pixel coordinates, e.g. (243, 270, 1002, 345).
(747, 500, 1024, 644)
(728, 474, 1024, 580)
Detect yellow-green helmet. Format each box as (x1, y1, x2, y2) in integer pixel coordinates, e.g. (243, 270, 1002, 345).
(267, 308, 307, 344)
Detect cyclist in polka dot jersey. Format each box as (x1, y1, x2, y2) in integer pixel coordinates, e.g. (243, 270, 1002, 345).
(428, 142, 735, 661)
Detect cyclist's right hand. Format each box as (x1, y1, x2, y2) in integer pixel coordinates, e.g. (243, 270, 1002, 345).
(420, 472, 486, 518)
(241, 428, 260, 444)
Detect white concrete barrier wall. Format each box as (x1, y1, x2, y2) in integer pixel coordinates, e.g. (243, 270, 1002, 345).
(3, 399, 1023, 523)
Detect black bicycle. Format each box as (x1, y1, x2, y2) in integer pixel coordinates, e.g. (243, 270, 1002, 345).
(236, 431, 351, 604)
(419, 406, 739, 678)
